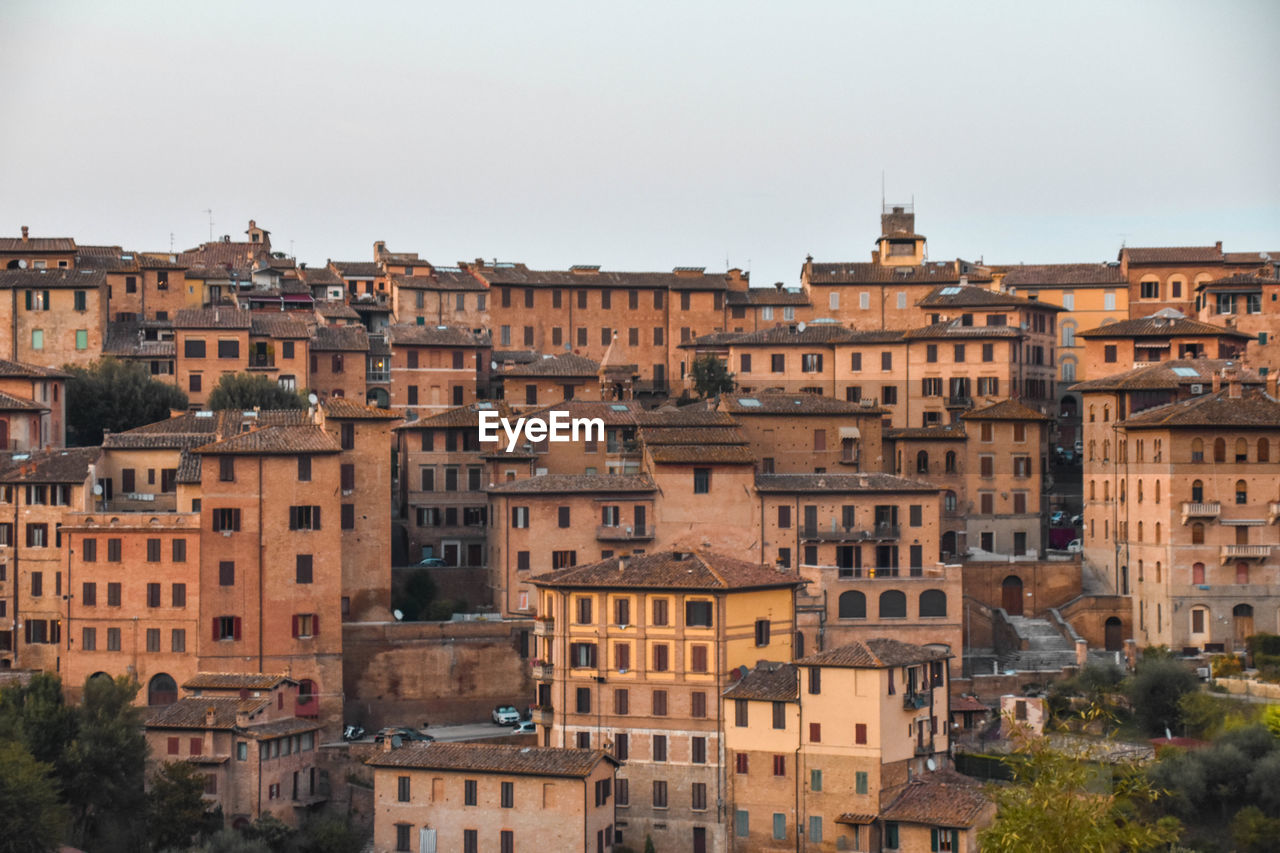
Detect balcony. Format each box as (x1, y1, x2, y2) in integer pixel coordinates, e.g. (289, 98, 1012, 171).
(532, 706, 554, 726)
(366, 370, 391, 384)
(248, 354, 275, 370)
(533, 617, 554, 637)
(596, 525, 654, 542)
(902, 692, 929, 710)
(530, 661, 554, 681)
(1182, 502, 1221, 523)
(914, 742, 936, 756)
(799, 523, 900, 542)
(1221, 544, 1271, 562)
(945, 396, 973, 410)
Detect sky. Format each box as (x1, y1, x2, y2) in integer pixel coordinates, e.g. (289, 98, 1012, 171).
(1, 0, 1277, 287)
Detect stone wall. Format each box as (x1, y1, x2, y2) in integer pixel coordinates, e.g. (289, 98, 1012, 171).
(962, 558, 1083, 616)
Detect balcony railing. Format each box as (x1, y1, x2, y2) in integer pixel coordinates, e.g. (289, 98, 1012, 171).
(533, 617, 554, 637)
(799, 523, 900, 542)
(902, 692, 929, 710)
(530, 662, 554, 681)
(532, 706, 554, 725)
(1181, 502, 1221, 523)
(248, 354, 275, 369)
(366, 370, 391, 383)
(833, 566, 930, 579)
(596, 525, 655, 542)
(945, 396, 973, 409)
(1221, 544, 1271, 562)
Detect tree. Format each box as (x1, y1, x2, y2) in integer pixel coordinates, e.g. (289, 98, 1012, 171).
(148, 761, 212, 851)
(64, 357, 188, 445)
(1125, 656, 1199, 735)
(207, 373, 306, 411)
(293, 814, 368, 853)
(1232, 806, 1280, 853)
(690, 354, 734, 399)
(0, 740, 68, 853)
(392, 569, 437, 622)
(979, 736, 1181, 852)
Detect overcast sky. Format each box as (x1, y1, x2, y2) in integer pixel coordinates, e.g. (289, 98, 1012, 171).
(2, 1, 1277, 286)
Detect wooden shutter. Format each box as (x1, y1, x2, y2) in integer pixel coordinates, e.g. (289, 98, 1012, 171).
(233, 617, 241, 640)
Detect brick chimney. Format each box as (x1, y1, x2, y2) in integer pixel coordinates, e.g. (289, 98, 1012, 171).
(205, 706, 217, 726)
(1227, 370, 1242, 398)
(1212, 371, 1222, 394)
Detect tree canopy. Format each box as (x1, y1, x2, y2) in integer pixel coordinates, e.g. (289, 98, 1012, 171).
(0, 740, 68, 853)
(690, 354, 735, 399)
(64, 357, 188, 445)
(206, 373, 307, 411)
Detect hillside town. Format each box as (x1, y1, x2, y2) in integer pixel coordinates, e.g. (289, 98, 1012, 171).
(0, 205, 1276, 852)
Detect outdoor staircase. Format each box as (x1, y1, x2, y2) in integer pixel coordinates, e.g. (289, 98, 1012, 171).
(998, 615, 1079, 671)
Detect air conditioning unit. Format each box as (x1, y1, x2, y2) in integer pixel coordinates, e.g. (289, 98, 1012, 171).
(1190, 384, 1204, 394)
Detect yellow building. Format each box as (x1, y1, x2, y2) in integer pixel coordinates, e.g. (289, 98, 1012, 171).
(530, 550, 802, 853)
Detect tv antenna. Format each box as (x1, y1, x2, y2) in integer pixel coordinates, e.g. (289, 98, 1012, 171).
(203, 209, 214, 241)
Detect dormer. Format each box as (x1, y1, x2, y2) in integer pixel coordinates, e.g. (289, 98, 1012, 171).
(874, 203, 926, 267)
(245, 219, 271, 251)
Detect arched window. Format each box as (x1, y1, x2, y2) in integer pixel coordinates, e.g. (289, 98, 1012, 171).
(1191, 523, 1205, 544)
(1155, 562, 1161, 583)
(879, 590, 907, 619)
(1103, 405, 1110, 423)
(1236, 562, 1250, 584)
(916, 450, 929, 474)
(1089, 481, 1095, 500)
(297, 678, 318, 717)
(1103, 481, 1110, 501)
(1214, 438, 1226, 463)
(1192, 562, 1205, 584)
(945, 451, 957, 474)
(1089, 440, 1096, 461)
(1137, 481, 1144, 503)
(148, 673, 178, 706)
(919, 589, 947, 617)
(1061, 360, 1076, 383)
(943, 490, 957, 512)
(1061, 321, 1076, 348)
(1191, 438, 1204, 462)
(837, 591, 866, 619)
(1089, 406, 1096, 423)
(1103, 440, 1110, 462)
(1236, 479, 1248, 505)
(1119, 480, 1126, 503)
(1155, 522, 1161, 545)
(1155, 481, 1161, 504)
(1191, 480, 1204, 502)
(1136, 521, 1143, 542)
(1236, 438, 1249, 462)
(1259, 438, 1270, 463)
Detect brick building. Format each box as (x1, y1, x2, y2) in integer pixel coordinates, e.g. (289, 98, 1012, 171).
(1077, 311, 1252, 385)
(498, 352, 602, 411)
(1195, 269, 1280, 375)
(0, 359, 67, 449)
(0, 268, 107, 367)
(716, 392, 888, 475)
(307, 323, 369, 401)
(386, 324, 491, 417)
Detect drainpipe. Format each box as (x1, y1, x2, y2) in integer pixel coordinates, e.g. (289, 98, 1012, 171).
(795, 689, 804, 853)
(258, 456, 264, 672)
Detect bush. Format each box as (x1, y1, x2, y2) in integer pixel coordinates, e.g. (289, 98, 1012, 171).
(1126, 657, 1199, 735)
(1211, 654, 1243, 678)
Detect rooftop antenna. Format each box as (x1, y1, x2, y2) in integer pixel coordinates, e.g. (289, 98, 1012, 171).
(1117, 233, 1129, 249)
(881, 170, 885, 209)
(169, 232, 174, 253)
(203, 209, 214, 241)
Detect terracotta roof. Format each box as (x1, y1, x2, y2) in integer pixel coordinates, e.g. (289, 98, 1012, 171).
(1224, 251, 1280, 265)
(1119, 387, 1280, 429)
(725, 289, 812, 306)
(395, 401, 515, 430)
(998, 263, 1126, 287)
(104, 322, 176, 358)
(488, 474, 655, 495)
(388, 324, 489, 347)
(184, 672, 295, 690)
(638, 426, 745, 447)
(501, 353, 600, 378)
(106, 410, 314, 450)
(0, 359, 69, 379)
(1070, 359, 1264, 392)
(0, 390, 47, 412)
(754, 473, 938, 493)
(194, 425, 340, 455)
(145, 697, 270, 730)
(683, 332, 746, 348)
(174, 307, 253, 330)
(917, 285, 1063, 311)
(313, 300, 361, 320)
(1079, 314, 1252, 339)
(183, 266, 251, 281)
(720, 392, 885, 416)
(321, 398, 398, 420)
(241, 718, 322, 740)
(795, 638, 951, 668)
(951, 695, 990, 713)
(807, 262, 990, 285)
(367, 742, 616, 778)
(711, 324, 863, 346)
(331, 261, 381, 277)
(310, 324, 369, 352)
(77, 252, 138, 273)
(176, 450, 201, 484)
(902, 323, 1022, 340)
(0, 447, 98, 483)
(391, 272, 486, 292)
(647, 444, 757, 465)
(1196, 272, 1277, 291)
(179, 239, 267, 269)
(632, 408, 739, 428)
(961, 399, 1052, 421)
(0, 236, 75, 252)
(493, 350, 539, 365)
(298, 266, 343, 287)
(879, 769, 990, 828)
(0, 268, 107, 289)
(531, 549, 805, 592)
(722, 662, 798, 701)
(250, 314, 312, 339)
(886, 425, 968, 441)
(476, 264, 740, 291)
(1123, 246, 1223, 265)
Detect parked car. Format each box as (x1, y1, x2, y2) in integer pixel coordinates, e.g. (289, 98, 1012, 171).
(374, 726, 434, 745)
(1066, 539, 1082, 553)
(1049, 511, 1067, 526)
(492, 705, 520, 725)
(512, 720, 536, 734)
(1070, 514, 1083, 527)
(415, 556, 447, 567)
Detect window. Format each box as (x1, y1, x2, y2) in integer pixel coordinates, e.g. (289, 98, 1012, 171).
(296, 555, 313, 584)
(770, 353, 785, 373)
(576, 686, 591, 714)
(147, 582, 161, 608)
(685, 600, 712, 627)
(652, 598, 669, 626)
(558, 506, 571, 528)
(773, 754, 786, 776)
(810, 722, 821, 742)
(653, 734, 667, 761)
(1141, 280, 1159, 300)
(292, 613, 318, 638)
(735, 810, 749, 837)
(693, 468, 711, 494)
(395, 824, 411, 853)
(1104, 344, 1117, 363)
(219, 561, 235, 586)
(217, 339, 239, 359)
(690, 644, 708, 673)
(652, 643, 670, 671)
(755, 619, 771, 646)
(107, 582, 121, 606)
(653, 690, 668, 716)
(25, 523, 47, 548)
(288, 505, 322, 530)
(172, 629, 186, 652)
(856, 770, 868, 793)
(500, 781, 514, 808)
(652, 781, 668, 808)
(396, 776, 411, 802)
(691, 691, 707, 718)
(511, 506, 529, 528)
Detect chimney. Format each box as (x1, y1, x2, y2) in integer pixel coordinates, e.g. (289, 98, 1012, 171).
(774, 281, 783, 291)
(1215, 241, 1223, 253)
(1227, 369, 1242, 398)
(20, 226, 29, 242)
(205, 706, 217, 726)
(381, 733, 396, 752)
(618, 556, 630, 572)
(1212, 371, 1222, 394)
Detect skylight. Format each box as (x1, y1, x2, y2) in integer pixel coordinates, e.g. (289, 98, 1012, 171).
(940, 286, 962, 295)
(1171, 367, 1200, 377)
(610, 404, 629, 412)
(738, 398, 761, 407)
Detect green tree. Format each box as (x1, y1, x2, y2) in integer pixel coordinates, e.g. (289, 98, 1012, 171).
(690, 354, 734, 399)
(1232, 806, 1280, 853)
(200, 828, 271, 853)
(206, 373, 307, 411)
(243, 813, 294, 849)
(148, 761, 211, 851)
(293, 814, 367, 853)
(0, 672, 78, 768)
(64, 357, 188, 445)
(393, 569, 437, 622)
(979, 736, 1180, 852)
(0, 740, 68, 853)
(1126, 656, 1199, 735)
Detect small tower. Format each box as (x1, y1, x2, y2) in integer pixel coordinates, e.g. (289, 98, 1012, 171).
(874, 203, 926, 266)
(245, 219, 271, 252)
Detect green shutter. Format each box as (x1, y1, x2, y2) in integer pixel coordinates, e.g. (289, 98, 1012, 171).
(931, 827, 939, 851)
(811, 768, 822, 792)
(952, 830, 960, 850)
(735, 810, 749, 837)
(24, 291, 32, 310)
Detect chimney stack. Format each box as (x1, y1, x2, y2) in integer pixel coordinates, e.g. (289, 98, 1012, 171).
(1227, 369, 1242, 398)
(1212, 371, 1222, 394)
(20, 226, 29, 242)
(205, 706, 217, 726)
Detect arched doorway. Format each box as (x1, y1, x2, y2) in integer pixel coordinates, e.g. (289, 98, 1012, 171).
(1104, 617, 1123, 652)
(941, 530, 957, 560)
(1233, 604, 1254, 649)
(1002, 575, 1023, 615)
(366, 387, 389, 408)
(147, 672, 178, 706)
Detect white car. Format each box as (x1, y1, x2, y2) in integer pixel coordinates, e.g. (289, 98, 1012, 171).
(1066, 539, 1082, 553)
(512, 720, 536, 734)
(492, 705, 520, 725)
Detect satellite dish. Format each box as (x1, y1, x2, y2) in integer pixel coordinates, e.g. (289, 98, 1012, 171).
(491, 361, 498, 370)
(926, 758, 937, 771)
(92, 484, 103, 496)
(308, 393, 319, 406)
(391, 734, 403, 748)
(797, 321, 806, 332)
(393, 609, 404, 621)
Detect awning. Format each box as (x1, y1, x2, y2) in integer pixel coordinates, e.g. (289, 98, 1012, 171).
(836, 813, 877, 826)
(839, 427, 862, 440)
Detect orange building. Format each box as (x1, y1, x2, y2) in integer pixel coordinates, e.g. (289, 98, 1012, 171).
(0, 227, 77, 270)
(499, 352, 602, 411)
(307, 324, 369, 401)
(0, 359, 67, 449)
(368, 741, 618, 853)
(0, 268, 107, 368)
(1195, 269, 1280, 376)
(530, 550, 801, 853)
(174, 308, 254, 406)
(388, 267, 490, 330)
(386, 324, 490, 417)
(1077, 312, 1252, 383)
(716, 392, 888, 474)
